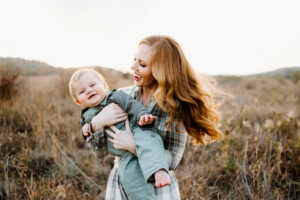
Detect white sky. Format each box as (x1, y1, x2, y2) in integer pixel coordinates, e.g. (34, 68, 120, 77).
(0, 0, 299, 75)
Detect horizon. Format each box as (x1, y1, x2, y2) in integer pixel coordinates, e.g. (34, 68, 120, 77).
(1, 0, 300, 76)
(2, 56, 299, 77)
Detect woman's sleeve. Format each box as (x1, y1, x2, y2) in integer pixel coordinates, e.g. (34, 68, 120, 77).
(81, 112, 108, 158)
(154, 107, 188, 170)
(84, 127, 108, 158)
(158, 120, 187, 170)
(164, 129, 187, 170)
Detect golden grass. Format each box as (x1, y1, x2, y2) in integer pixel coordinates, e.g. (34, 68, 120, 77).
(0, 68, 299, 199)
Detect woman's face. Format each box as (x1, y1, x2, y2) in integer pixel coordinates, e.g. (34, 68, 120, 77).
(131, 44, 155, 88)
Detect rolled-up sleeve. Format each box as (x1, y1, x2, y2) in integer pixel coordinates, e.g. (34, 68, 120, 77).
(84, 128, 108, 158)
(154, 111, 187, 170)
(164, 129, 187, 170)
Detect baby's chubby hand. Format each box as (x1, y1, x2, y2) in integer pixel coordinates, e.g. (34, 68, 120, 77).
(138, 114, 157, 126)
(82, 123, 90, 136)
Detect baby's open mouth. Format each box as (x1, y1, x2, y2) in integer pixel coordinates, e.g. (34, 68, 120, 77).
(88, 94, 96, 99)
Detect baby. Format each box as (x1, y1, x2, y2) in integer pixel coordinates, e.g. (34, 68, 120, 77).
(69, 69, 170, 200)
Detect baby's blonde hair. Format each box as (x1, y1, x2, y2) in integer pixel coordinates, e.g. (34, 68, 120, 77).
(68, 68, 109, 101)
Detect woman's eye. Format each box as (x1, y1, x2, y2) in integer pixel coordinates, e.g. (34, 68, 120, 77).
(80, 90, 85, 94)
(90, 83, 95, 87)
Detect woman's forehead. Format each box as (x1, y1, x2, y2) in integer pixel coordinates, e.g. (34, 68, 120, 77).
(135, 44, 153, 63)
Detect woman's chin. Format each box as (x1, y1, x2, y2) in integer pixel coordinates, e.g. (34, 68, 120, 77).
(133, 81, 141, 87)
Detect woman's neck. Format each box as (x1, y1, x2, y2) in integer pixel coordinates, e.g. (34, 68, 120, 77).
(141, 85, 156, 105)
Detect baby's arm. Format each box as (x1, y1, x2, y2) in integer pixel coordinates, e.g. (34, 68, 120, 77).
(109, 90, 156, 124)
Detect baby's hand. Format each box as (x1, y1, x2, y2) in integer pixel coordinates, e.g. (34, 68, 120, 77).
(82, 123, 90, 136)
(138, 114, 157, 126)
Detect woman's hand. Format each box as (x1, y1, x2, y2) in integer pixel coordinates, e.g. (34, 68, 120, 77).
(106, 119, 137, 156)
(91, 103, 128, 131)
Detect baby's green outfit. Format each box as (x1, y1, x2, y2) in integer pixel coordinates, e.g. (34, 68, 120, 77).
(81, 89, 168, 200)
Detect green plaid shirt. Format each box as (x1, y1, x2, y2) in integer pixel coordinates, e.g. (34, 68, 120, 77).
(85, 86, 187, 170)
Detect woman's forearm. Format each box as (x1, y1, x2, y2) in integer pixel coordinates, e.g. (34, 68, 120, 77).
(90, 103, 128, 132)
(90, 118, 104, 132)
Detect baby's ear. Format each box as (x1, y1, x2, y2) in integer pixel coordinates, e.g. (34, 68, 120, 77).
(74, 99, 81, 105)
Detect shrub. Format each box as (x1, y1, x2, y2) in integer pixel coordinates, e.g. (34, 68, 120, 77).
(291, 71, 300, 84)
(0, 64, 22, 103)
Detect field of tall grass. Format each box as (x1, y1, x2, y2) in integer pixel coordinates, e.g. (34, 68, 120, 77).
(0, 65, 299, 199)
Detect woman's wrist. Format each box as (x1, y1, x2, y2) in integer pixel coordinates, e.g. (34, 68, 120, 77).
(129, 144, 137, 156)
(90, 118, 104, 132)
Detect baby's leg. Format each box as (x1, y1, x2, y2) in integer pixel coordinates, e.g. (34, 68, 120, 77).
(119, 153, 156, 200)
(132, 125, 171, 187)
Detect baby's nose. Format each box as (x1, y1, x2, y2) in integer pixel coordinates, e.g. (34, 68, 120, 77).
(86, 88, 92, 94)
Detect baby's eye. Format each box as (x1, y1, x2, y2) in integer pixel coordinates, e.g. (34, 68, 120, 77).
(80, 90, 85, 94)
(140, 63, 146, 67)
(90, 83, 95, 87)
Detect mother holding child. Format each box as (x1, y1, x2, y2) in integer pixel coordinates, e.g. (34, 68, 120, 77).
(69, 35, 222, 200)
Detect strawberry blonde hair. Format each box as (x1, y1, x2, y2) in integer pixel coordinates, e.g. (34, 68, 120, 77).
(139, 35, 222, 145)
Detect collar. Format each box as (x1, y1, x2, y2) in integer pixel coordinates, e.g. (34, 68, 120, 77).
(99, 90, 115, 106)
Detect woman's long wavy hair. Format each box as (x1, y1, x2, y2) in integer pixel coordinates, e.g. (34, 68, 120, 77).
(139, 35, 223, 145)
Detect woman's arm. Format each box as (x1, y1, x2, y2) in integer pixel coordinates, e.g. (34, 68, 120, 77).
(156, 119, 188, 170)
(104, 119, 187, 170)
(164, 145, 186, 170)
(90, 103, 128, 132)
(103, 116, 188, 169)
(83, 103, 128, 153)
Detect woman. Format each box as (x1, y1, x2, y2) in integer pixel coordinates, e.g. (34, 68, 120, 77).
(87, 35, 222, 199)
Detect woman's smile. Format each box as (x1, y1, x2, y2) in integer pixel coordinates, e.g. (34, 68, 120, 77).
(134, 74, 142, 82)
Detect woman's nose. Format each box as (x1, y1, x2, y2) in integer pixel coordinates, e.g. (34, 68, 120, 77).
(131, 62, 137, 71)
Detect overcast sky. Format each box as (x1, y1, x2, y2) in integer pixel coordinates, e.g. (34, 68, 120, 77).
(1, 0, 299, 75)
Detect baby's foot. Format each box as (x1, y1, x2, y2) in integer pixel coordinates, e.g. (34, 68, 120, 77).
(154, 169, 171, 188)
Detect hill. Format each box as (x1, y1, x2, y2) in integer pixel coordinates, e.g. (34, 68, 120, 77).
(0, 57, 130, 76)
(0, 57, 59, 75)
(0, 57, 133, 92)
(252, 66, 300, 79)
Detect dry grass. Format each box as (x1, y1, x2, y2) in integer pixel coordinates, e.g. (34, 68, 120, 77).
(0, 65, 24, 102)
(0, 67, 299, 199)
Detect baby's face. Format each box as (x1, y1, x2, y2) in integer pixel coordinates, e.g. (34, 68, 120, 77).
(74, 73, 108, 108)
